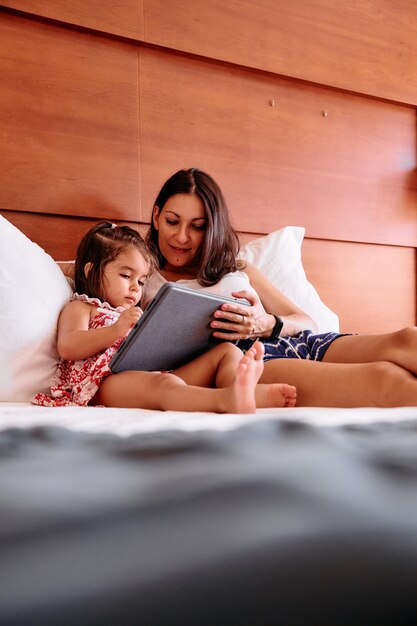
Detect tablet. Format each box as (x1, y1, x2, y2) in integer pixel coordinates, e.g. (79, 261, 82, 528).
(109, 282, 250, 373)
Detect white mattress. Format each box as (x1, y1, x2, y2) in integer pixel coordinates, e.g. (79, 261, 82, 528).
(1, 402, 416, 436)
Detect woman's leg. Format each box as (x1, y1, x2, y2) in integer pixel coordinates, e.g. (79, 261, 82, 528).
(95, 349, 263, 413)
(174, 342, 297, 408)
(260, 358, 417, 407)
(323, 327, 417, 374)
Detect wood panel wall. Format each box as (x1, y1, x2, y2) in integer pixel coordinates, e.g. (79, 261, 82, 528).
(0, 1, 416, 333)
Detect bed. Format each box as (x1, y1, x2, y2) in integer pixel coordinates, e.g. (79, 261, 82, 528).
(1, 2, 417, 624)
(1, 410, 417, 626)
(1, 212, 417, 626)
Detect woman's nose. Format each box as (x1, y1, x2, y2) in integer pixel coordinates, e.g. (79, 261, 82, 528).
(175, 226, 189, 243)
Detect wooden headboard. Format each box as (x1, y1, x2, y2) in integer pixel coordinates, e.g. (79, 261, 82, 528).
(1, 2, 416, 333)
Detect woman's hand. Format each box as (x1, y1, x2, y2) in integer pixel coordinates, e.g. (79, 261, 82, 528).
(114, 307, 142, 338)
(211, 290, 276, 340)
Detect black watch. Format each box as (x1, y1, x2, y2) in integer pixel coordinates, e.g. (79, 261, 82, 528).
(269, 314, 283, 340)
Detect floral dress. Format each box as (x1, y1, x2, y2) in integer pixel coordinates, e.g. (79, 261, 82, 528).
(32, 294, 125, 407)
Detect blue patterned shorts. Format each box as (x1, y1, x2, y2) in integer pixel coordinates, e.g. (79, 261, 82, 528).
(237, 330, 346, 362)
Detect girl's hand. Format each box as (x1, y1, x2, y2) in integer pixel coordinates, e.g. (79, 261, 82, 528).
(211, 290, 276, 340)
(114, 307, 142, 338)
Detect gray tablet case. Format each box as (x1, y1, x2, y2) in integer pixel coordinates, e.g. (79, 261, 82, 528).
(109, 282, 250, 373)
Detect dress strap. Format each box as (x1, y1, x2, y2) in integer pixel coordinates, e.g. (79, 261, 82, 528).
(72, 292, 125, 313)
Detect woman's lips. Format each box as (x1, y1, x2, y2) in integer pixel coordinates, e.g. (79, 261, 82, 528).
(170, 246, 190, 253)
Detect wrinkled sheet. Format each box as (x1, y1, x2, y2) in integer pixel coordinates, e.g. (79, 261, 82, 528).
(2, 402, 417, 435)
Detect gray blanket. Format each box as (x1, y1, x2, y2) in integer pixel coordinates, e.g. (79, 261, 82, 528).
(1, 418, 416, 625)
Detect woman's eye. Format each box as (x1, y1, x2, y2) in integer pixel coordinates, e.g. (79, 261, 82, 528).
(192, 224, 206, 231)
(165, 219, 178, 226)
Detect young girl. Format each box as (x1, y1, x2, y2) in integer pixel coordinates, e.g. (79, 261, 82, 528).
(34, 222, 297, 413)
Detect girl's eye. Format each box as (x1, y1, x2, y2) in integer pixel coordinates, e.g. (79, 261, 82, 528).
(138, 280, 145, 287)
(120, 274, 130, 279)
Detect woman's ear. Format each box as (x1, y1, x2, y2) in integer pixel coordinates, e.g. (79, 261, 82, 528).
(152, 205, 160, 230)
(84, 262, 93, 278)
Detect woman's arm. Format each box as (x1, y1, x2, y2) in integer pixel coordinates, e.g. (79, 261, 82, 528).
(243, 262, 318, 335)
(57, 261, 75, 280)
(212, 261, 318, 340)
(57, 300, 140, 361)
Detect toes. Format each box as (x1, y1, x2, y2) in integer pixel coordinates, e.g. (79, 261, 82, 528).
(252, 341, 265, 360)
(244, 346, 256, 361)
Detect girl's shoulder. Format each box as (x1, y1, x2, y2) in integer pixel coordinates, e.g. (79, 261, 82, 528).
(58, 296, 96, 325)
(72, 293, 123, 313)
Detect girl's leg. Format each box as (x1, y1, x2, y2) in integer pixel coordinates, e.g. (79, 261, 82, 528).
(95, 349, 263, 413)
(174, 342, 297, 408)
(260, 358, 417, 407)
(323, 327, 417, 374)
(173, 342, 244, 388)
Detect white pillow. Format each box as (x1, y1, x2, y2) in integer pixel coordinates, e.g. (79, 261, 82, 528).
(238, 226, 339, 333)
(0, 215, 73, 401)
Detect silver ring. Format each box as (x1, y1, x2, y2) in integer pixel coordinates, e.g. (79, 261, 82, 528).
(240, 314, 245, 324)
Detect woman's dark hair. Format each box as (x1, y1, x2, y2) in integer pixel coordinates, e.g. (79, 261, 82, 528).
(146, 168, 240, 286)
(74, 221, 154, 301)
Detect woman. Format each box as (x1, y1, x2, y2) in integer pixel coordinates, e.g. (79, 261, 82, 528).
(145, 167, 417, 407)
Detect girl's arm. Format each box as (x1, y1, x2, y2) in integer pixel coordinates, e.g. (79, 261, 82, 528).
(57, 300, 140, 361)
(212, 261, 318, 340)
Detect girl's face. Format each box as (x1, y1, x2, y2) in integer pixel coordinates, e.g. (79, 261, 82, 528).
(102, 248, 149, 309)
(152, 193, 207, 271)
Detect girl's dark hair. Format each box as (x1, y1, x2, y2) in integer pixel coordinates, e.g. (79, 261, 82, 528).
(146, 168, 240, 286)
(74, 221, 153, 301)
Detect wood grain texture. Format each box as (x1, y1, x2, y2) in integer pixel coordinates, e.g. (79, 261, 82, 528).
(0, 13, 140, 220)
(144, 0, 417, 105)
(1, 210, 148, 260)
(3, 1, 417, 106)
(1, 5, 416, 335)
(0, 0, 144, 39)
(302, 238, 416, 334)
(139, 48, 417, 246)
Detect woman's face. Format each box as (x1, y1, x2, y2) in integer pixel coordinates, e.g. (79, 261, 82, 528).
(153, 193, 207, 270)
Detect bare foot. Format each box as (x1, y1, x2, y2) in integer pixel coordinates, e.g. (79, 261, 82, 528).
(255, 382, 297, 408)
(225, 341, 265, 413)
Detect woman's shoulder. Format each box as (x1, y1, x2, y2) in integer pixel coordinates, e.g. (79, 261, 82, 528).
(200, 270, 258, 297)
(236, 259, 257, 274)
(236, 260, 267, 284)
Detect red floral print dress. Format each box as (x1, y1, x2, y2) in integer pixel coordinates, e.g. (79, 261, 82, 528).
(32, 294, 125, 407)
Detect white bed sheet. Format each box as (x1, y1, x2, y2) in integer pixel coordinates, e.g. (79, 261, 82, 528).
(1, 402, 416, 436)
